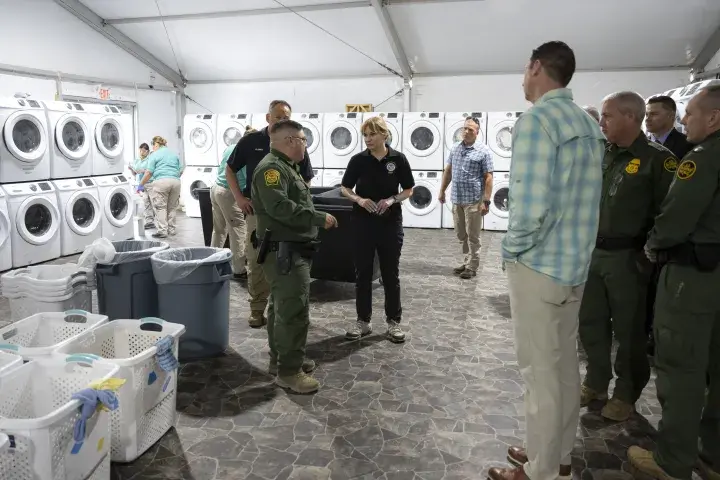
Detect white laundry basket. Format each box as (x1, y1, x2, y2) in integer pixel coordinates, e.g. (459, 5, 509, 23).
(0, 310, 108, 361)
(0, 350, 22, 376)
(55, 317, 185, 462)
(4, 287, 94, 322)
(0, 354, 119, 480)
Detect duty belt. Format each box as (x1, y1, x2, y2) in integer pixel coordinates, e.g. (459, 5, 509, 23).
(659, 242, 720, 272)
(258, 239, 318, 258)
(595, 235, 645, 251)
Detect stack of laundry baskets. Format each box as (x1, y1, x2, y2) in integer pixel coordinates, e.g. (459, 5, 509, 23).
(0, 263, 94, 321)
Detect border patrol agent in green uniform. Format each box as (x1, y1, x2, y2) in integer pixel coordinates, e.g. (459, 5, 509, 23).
(579, 91, 677, 421)
(628, 83, 720, 480)
(251, 120, 337, 394)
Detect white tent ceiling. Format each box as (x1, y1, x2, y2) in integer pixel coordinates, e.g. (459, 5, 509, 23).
(69, 0, 720, 86)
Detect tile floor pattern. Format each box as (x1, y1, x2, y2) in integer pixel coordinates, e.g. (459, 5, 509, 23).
(0, 215, 666, 480)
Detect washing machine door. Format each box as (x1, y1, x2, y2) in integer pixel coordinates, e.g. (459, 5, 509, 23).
(187, 120, 214, 155)
(3, 111, 48, 164)
(17, 196, 59, 246)
(489, 179, 510, 219)
(489, 120, 515, 158)
(406, 120, 441, 158)
(386, 123, 400, 150)
(406, 180, 439, 216)
(445, 119, 485, 151)
(190, 178, 209, 201)
(326, 120, 359, 156)
(104, 186, 132, 227)
(56, 114, 90, 161)
(220, 121, 245, 148)
(0, 209, 10, 251)
(95, 115, 124, 159)
(297, 120, 320, 156)
(66, 191, 100, 235)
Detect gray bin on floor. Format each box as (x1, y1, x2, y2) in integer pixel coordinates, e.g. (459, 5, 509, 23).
(95, 240, 169, 320)
(151, 247, 233, 361)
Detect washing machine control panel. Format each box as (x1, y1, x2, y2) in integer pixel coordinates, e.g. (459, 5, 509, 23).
(38, 182, 51, 192)
(29, 184, 37, 192)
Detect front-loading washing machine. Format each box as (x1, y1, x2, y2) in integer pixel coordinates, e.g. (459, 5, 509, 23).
(403, 112, 445, 171)
(94, 174, 133, 240)
(441, 181, 454, 229)
(52, 177, 101, 256)
(181, 166, 216, 218)
(487, 112, 522, 172)
(485, 171, 510, 232)
(2, 181, 61, 267)
(292, 113, 324, 168)
(444, 112, 487, 162)
(311, 169, 323, 187)
(401, 171, 442, 229)
(84, 103, 126, 176)
(184, 113, 218, 167)
(216, 113, 251, 161)
(0, 97, 51, 183)
(362, 112, 402, 151)
(322, 169, 345, 189)
(323, 112, 362, 169)
(251, 112, 269, 131)
(45, 101, 92, 179)
(0, 189, 12, 271)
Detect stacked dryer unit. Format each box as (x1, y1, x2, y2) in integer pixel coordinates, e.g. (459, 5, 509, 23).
(45, 101, 93, 179)
(182, 113, 218, 218)
(52, 177, 101, 256)
(292, 113, 324, 182)
(0, 97, 52, 183)
(84, 103, 128, 177)
(441, 112, 487, 229)
(361, 112, 403, 151)
(217, 113, 251, 160)
(401, 112, 444, 228)
(485, 112, 521, 231)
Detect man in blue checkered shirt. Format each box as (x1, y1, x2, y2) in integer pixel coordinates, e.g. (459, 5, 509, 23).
(439, 117, 494, 279)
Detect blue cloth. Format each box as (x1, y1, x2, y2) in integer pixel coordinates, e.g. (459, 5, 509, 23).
(71, 388, 120, 443)
(445, 142, 494, 205)
(155, 335, 178, 372)
(501, 88, 606, 286)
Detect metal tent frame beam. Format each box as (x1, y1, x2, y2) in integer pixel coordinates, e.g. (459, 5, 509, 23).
(102, 0, 473, 25)
(370, 0, 412, 79)
(692, 25, 720, 72)
(52, 0, 186, 87)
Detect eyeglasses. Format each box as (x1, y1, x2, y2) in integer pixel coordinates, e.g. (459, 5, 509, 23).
(286, 136, 308, 144)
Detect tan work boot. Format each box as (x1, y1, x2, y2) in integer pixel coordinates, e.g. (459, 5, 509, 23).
(627, 446, 679, 480)
(601, 397, 634, 421)
(276, 372, 320, 394)
(248, 313, 267, 328)
(268, 359, 316, 376)
(580, 384, 608, 407)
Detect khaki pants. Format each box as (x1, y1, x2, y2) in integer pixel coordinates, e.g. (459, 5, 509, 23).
(143, 190, 155, 225)
(453, 201, 483, 271)
(148, 178, 181, 235)
(245, 213, 270, 316)
(210, 184, 246, 274)
(506, 261, 584, 480)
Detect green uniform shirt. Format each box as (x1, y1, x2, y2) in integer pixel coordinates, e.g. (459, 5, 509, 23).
(648, 129, 720, 250)
(598, 133, 677, 238)
(133, 156, 148, 184)
(145, 146, 182, 182)
(252, 149, 326, 242)
(216, 144, 247, 190)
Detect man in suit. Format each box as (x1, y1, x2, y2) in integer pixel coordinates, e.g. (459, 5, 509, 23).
(646, 95, 693, 159)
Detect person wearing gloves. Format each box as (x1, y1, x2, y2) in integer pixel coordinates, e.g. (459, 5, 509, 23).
(210, 127, 253, 280)
(139, 136, 182, 239)
(129, 143, 156, 229)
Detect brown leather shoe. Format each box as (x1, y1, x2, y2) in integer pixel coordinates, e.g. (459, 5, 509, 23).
(506, 446, 572, 477)
(487, 466, 529, 480)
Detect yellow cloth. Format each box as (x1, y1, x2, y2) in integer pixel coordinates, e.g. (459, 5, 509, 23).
(88, 377, 126, 412)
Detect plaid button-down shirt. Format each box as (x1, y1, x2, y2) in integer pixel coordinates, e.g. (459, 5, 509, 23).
(446, 142, 494, 205)
(501, 88, 606, 286)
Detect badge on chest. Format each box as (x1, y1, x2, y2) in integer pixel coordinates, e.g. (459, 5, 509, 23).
(386, 161, 396, 174)
(625, 158, 640, 175)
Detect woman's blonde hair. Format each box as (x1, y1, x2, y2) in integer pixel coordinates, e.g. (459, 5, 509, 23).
(361, 115, 390, 140)
(152, 136, 167, 147)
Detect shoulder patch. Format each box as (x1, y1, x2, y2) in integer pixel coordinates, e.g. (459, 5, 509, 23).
(676, 160, 696, 180)
(264, 169, 281, 186)
(663, 157, 678, 173)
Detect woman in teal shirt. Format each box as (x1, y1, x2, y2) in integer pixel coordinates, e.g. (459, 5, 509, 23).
(129, 143, 156, 229)
(139, 136, 183, 238)
(210, 129, 250, 280)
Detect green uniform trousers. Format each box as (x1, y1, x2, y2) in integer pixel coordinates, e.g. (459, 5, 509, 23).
(262, 250, 312, 376)
(578, 248, 650, 403)
(653, 263, 720, 479)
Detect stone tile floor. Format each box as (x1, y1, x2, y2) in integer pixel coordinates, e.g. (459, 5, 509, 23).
(0, 215, 665, 480)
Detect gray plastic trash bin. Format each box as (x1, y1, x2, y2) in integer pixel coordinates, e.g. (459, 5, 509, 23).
(95, 240, 169, 320)
(151, 247, 232, 361)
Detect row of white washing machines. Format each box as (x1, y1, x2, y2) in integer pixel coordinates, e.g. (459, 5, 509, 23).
(0, 96, 133, 183)
(182, 111, 520, 231)
(0, 174, 135, 271)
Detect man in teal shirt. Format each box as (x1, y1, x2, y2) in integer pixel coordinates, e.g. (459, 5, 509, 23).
(211, 137, 249, 279)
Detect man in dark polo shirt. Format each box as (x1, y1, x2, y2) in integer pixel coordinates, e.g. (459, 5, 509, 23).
(226, 100, 315, 329)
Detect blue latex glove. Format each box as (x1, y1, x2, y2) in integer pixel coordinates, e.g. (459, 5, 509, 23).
(71, 388, 120, 443)
(155, 335, 179, 372)
(136, 184, 145, 193)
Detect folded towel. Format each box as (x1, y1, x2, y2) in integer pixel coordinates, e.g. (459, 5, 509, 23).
(155, 335, 179, 372)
